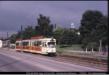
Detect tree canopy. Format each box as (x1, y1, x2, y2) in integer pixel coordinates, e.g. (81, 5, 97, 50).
(36, 14, 54, 37)
(79, 10, 108, 50)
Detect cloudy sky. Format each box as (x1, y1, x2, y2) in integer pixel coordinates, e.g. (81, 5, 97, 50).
(0, 1, 108, 38)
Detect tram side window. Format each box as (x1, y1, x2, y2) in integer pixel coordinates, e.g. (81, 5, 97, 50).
(34, 41, 41, 46)
(33, 41, 41, 46)
(22, 42, 29, 46)
(42, 42, 44, 47)
(16, 43, 19, 46)
(42, 42, 47, 47)
(37, 41, 41, 46)
(33, 41, 37, 46)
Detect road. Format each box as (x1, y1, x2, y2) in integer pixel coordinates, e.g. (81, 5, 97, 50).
(0, 48, 105, 72)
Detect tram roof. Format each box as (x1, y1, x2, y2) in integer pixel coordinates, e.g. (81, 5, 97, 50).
(31, 36, 44, 39)
(16, 36, 56, 41)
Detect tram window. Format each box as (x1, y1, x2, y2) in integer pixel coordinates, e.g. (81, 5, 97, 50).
(48, 42, 55, 48)
(42, 42, 46, 47)
(16, 43, 19, 46)
(33, 41, 41, 46)
(34, 41, 37, 46)
(42, 42, 44, 47)
(37, 41, 41, 46)
(22, 42, 29, 46)
(44, 42, 47, 47)
(48, 42, 55, 45)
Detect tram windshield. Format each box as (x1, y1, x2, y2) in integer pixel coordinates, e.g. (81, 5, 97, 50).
(48, 42, 55, 48)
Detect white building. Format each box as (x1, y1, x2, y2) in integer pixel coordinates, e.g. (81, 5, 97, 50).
(0, 40, 3, 48)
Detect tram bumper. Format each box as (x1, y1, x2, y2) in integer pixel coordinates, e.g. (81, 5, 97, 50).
(47, 49, 56, 56)
(47, 48, 56, 53)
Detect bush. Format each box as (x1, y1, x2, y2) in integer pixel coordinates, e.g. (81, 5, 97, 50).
(59, 44, 72, 48)
(86, 42, 98, 51)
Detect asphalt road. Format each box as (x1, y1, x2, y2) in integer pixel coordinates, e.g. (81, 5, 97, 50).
(0, 48, 104, 72)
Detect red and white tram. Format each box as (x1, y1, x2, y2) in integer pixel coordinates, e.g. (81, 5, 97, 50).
(15, 36, 56, 55)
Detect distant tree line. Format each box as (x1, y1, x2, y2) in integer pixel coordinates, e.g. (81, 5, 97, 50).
(10, 10, 108, 51)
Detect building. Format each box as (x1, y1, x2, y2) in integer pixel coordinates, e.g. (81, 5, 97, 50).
(0, 40, 3, 48)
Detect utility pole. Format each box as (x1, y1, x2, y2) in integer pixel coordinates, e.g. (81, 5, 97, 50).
(99, 40, 102, 53)
(21, 25, 23, 52)
(7, 32, 8, 39)
(21, 25, 23, 37)
(7, 32, 9, 50)
(85, 47, 88, 53)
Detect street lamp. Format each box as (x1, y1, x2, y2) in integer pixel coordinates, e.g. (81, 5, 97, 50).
(77, 32, 80, 35)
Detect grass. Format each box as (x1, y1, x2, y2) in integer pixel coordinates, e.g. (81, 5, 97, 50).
(56, 44, 108, 61)
(56, 44, 83, 51)
(56, 44, 83, 54)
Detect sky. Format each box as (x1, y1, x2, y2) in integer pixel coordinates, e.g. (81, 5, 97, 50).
(0, 1, 108, 38)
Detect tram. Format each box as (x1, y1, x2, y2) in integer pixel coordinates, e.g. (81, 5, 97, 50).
(15, 36, 56, 55)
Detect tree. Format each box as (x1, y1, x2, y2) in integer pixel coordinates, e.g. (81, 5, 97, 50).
(53, 27, 64, 44)
(10, 34, 17, 43)
(79, 10, 108, 50)
(34, 26, 41, 35)
(95, 16, 108, 46)
(36, 14, 54, 37)
(23, 26, 36, 39)
(60, 29, 80, 45)
(53, 27, 81, 45)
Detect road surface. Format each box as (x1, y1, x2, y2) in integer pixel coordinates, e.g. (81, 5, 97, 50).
(0, 48, 104, 72)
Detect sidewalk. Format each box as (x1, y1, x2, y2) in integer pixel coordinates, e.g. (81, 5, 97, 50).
(0, 48, 16, 51)
(60, 50, 108, 61)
